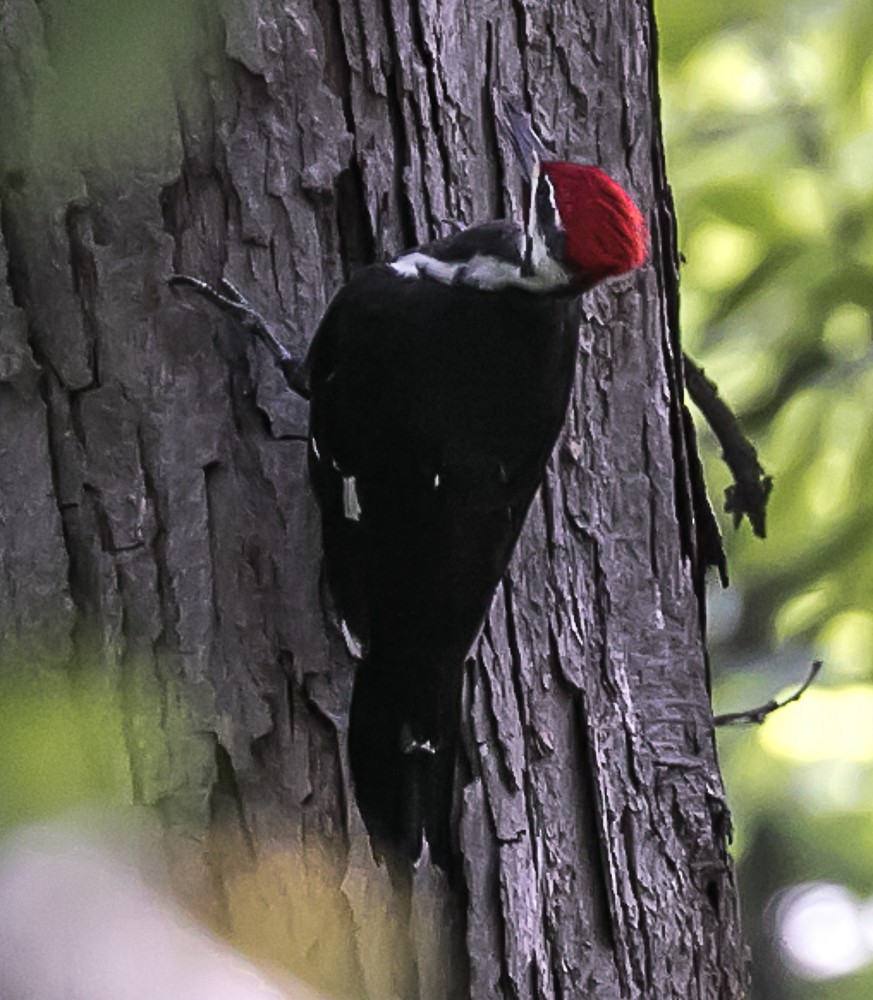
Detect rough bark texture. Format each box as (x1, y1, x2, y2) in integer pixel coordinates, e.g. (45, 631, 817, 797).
(0, 0, 747, 997)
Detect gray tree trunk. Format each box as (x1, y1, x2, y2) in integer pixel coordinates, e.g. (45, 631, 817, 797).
(0, 0, 747, 997)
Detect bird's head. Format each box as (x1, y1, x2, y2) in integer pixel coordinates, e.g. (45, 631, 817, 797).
(529, 161, 648, 289)
(499, 97, 648, 289)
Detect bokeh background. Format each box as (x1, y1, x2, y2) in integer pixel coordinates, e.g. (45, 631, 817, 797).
(656, 0, 873, 994)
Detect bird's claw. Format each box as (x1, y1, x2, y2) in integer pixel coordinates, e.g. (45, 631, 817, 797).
(169, 273, 310, 400)
(169, 273, 291, 362)
(218, 277, 251, 310)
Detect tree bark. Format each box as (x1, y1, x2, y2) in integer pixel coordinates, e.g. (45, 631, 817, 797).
(0, 0, 747, 997)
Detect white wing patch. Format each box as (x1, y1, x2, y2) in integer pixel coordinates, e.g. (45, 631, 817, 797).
(389, 253, 459, 284)
(390, 245, 571, 293)
(340, 618, 365, 659)
(343, 476, 362, 521)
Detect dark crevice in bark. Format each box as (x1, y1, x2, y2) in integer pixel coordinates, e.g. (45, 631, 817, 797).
(81, 483, 114, 555)
(64, 202, 99, 372)
(706, 877, 721, 915)
(548, 952, 565, 1000)
(539, 472, 558, 562)
(313, 0, 370, 265)
(571, 687, 621, 963)
(378, 0, 419, 249)
(36, 387, 106, 695)
(619, 74, 634, 178)
(530, 957, 545, 1000)
(499, 582, 550, 1000)
(268, 236, 283, 306)
(589, 562, 617, 704)
(0, 193, 28, 312)
(406, 1, 453, 217)
(641, 413, 660, 581)
(501, 581, 537, 839)
(158, 175, 181, 238)
(0, 197, 82, 413)
(335, 165, 377, 276)
(619, 807, 652, 991)
(159, 174, 187, 276)
(483, 25, 507, 222)
(304, 0, 376, 281)
(227, 364, 278, 443)
(159, 163, 231, 277)
(406, 108, 437, 241)
(508, 0, 531, 97)
(542, 18, 567, 95)
(67, 385, 97, 452)
(40, 374, 77, 537)
(203, 459, 223, 634)
(406, 82, 438, 239)
(316, 0, 355, 101)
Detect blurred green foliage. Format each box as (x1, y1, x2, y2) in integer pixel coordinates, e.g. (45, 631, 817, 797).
(0, 0, 201, 186)
(0, 669, 131, 835)
(657, 0, 873, 993)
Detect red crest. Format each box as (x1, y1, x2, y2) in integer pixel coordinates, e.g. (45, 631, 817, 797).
(540, 163, 648, 283)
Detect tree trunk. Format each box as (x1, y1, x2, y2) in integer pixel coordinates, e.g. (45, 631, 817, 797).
(0, 0, 747, 997)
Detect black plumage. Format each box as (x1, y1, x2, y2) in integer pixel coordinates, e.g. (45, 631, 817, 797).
(306, 221, 582, 867)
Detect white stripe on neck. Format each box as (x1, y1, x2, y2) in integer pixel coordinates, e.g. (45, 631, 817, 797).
(389, 247, 570, 293)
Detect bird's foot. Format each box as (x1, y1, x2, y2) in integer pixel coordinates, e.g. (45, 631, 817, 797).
(169, 274, 309, 399)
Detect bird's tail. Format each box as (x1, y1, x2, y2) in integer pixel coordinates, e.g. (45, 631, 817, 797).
(348, 656, 460, 875)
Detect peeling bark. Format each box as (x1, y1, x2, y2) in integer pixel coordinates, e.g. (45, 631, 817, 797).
(0, 0, 746, 997)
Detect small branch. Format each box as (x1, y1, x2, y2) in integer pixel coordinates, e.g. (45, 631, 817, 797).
(682, 353, 772, 538)
(714, 660, 822, 727)
(169, 275, 310, 400)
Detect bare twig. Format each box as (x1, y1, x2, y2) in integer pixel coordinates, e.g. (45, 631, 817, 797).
(683, 353, 772, 538)
(714, 660, 822, 727)
(169, 275, 310, 400)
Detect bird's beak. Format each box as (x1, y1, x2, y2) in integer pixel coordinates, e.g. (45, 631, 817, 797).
(497, 95, 549, 180)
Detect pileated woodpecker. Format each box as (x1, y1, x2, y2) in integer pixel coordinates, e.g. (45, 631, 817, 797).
(171, 104, 648, 872)
(311, 161, 647, 868)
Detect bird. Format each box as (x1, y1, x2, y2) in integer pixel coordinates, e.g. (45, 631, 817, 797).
(305, 133, 648, 871)
(171, 102, 648, 874)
